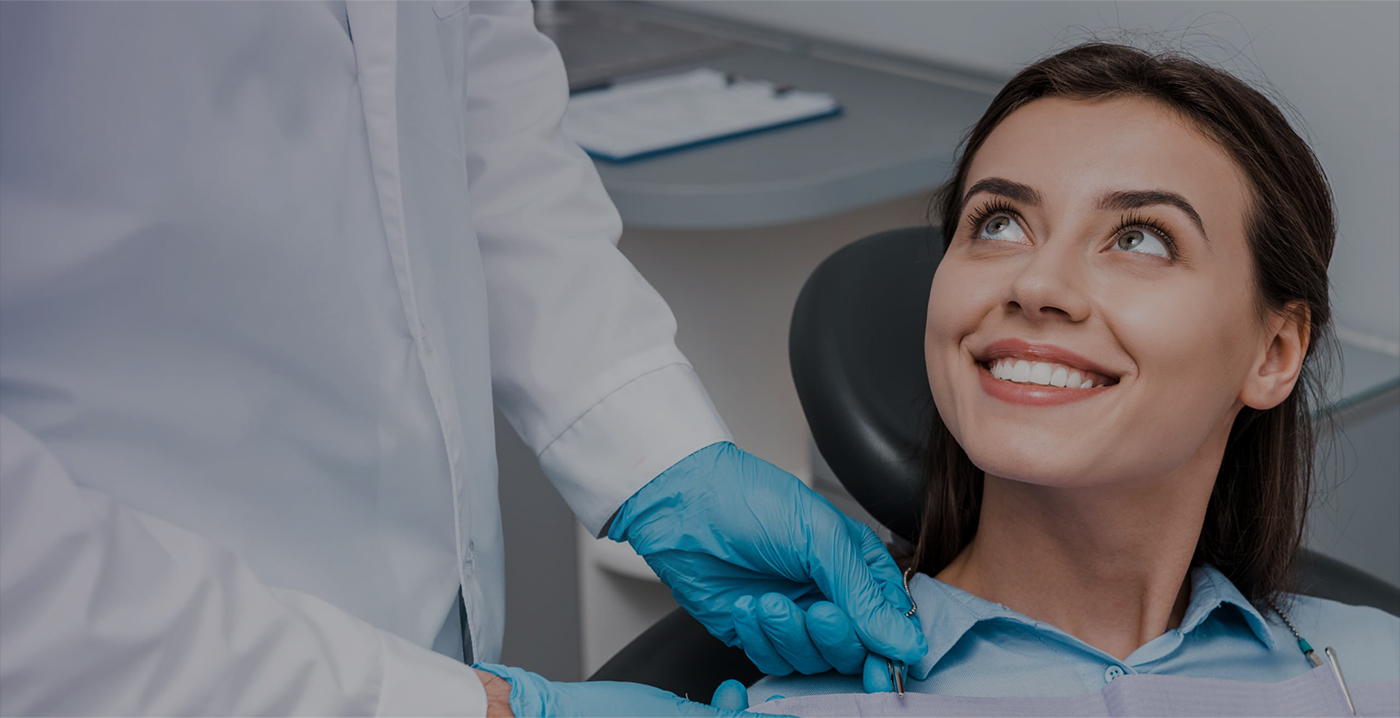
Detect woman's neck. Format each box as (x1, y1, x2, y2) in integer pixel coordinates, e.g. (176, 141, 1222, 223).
(935, 445, 1224, 660)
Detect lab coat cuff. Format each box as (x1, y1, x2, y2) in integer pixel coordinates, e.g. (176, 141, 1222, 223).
(376, 628, 487, 717)
(539, 362, 731, 536)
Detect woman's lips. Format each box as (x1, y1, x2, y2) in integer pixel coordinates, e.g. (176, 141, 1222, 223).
(969, 339, 1121, 406)
(977, 362, 1111, 406)
(975, 339, 1120, 383)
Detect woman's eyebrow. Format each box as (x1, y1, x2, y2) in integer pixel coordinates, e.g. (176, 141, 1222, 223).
(1098, 189, 1208, 240)
(961, 177, 1042, 207)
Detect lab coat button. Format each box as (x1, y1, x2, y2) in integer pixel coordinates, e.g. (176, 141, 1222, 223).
(1104, 665, 1125, 683)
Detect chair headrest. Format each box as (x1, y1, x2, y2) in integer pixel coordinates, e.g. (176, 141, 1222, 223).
(788, 226, 944, 543)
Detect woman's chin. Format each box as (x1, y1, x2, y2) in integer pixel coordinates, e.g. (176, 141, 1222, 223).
(964, 443, 1114, 490)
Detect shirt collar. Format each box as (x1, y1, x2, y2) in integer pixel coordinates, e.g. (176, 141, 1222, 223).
(1180, 565, 1276, 650)
(907, 565, 1276, 680)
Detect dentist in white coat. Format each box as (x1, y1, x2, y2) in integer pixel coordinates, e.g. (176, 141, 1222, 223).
(0, 2, 927, 716)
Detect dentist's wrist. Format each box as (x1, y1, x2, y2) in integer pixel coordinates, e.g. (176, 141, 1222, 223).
(473, 668, 515, 718)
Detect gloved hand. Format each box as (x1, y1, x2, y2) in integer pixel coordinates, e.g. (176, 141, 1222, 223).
(732, 595, 908, 692)
(608, 442, 926, 688)
(474, 663, 762, 717)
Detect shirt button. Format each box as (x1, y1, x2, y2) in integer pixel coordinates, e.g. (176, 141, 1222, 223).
(1104, 665, 1125, 683)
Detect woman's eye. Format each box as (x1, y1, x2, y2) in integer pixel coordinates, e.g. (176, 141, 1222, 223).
(979, 214, 1028, 243)
(1114, 228, 1170, 258)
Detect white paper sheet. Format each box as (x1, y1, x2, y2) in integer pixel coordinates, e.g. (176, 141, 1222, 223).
(563, 68, 840, 162)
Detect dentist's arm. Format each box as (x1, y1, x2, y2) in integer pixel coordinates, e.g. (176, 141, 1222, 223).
(0, 416, 488, 716)
(460, 1, 924, 685)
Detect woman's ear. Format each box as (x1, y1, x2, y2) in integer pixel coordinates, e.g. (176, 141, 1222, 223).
(1240, 303, 1310, 410)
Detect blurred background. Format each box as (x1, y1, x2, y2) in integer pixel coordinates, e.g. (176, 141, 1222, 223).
(501, 0, 1400, 681)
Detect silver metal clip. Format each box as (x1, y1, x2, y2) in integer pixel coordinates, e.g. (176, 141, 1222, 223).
(885, 568, 918, 697)
(1325, 647, 1356, 716)
(890, 659, 905, 696)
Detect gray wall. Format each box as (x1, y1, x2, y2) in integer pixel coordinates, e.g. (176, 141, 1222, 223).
(1311, 395, 1400, 587)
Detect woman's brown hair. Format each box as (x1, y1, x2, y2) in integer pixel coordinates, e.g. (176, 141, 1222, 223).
(913, 42, 1336, 607)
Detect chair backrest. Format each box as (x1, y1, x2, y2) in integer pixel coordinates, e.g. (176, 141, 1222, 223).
(789, 226, 941, 542)
(788, 226, 1400, 614)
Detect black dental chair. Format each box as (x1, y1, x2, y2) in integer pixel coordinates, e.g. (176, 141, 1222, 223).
(588, 226, 1400, 700)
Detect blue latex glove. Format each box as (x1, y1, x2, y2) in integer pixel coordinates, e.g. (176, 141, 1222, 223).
(608, 442, 926, 688)
(732, 594, 906, 692)
(475, 663, 758, 717)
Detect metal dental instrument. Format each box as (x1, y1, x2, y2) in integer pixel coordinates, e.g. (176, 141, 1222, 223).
(887, 568, 918, 697)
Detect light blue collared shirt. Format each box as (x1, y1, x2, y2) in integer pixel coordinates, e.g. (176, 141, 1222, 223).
(751, 566, 1400, 701)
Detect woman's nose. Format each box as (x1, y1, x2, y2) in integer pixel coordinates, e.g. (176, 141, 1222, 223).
(1005, 241, 1092, 323)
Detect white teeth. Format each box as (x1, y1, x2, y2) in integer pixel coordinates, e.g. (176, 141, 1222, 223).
(985, 358, 1106, 389)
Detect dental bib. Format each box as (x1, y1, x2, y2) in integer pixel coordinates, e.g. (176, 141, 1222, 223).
(750, 667, 1399, 717)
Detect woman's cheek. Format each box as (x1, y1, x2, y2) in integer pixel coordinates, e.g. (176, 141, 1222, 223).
(1111, 275, 1257, 418)
(926, 258, 998, 432)
(925, 272, 957, 403)
(930, 256, 1000, 334)
(927, 261, 981, 366)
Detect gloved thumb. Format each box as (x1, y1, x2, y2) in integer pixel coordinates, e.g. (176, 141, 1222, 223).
(861, 651, 899, 694)
(710, 679, 750, 711)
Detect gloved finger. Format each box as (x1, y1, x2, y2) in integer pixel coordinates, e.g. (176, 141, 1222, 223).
(733, 594, 796, 676)
(861, 652, 895, 694)
(805, 601, 867, 675)
(710, 679, 750, 711)
(848, 518, 915, 615)
(756, 593, 832, 675)
(803, 503, 926, 665)
(675, 682, 796, 718)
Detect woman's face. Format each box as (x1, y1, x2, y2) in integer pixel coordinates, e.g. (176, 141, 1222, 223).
(927, 95, 1281, 489)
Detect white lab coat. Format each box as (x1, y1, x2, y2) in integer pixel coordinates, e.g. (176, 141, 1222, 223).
(0, 1, 729, 714)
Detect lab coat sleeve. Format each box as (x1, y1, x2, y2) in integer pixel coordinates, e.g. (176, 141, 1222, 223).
(462, 1, 731, 535)
(0, 415, 488, 717)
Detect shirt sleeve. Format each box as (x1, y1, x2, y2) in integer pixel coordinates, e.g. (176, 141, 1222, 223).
(461, 1, 731, 535)
(0, 415, 488, 717)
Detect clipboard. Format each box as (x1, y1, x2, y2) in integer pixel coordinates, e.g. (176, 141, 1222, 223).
(562, 68, 842, 163)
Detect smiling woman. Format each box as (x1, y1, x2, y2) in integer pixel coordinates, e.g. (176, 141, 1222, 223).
(741, 43, 1399, 714)
(919, 43, 1326, 611)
